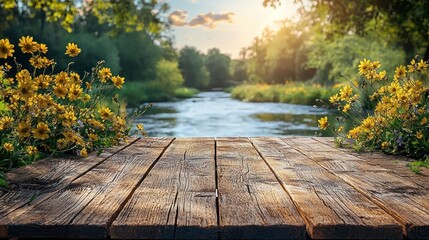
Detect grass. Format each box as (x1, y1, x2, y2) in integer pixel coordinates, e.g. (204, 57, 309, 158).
(120, 81, 199, 107)
(231, 83, 338, 105)
(174, 87, 199, 98)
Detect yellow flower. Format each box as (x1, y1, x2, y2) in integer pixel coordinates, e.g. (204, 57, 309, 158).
(0, 38, 15, 59)
(371, 61, 381, 69)
(35, 74, 52, 89)
(388, 81, 401, 95)
(394, 65, 407, 80)
(342, 103, 351, 113)
(137, 124, 144, 131)
(19, 36, 38, 54)
(361, 116, 375, 132)
(0, 116, 14, 130)
(347, 127, 361, 139)
(65, 43, 81, 57)
(339, 85, 353, 101)
(55, 71, 69, 85)
(88, 133, 99, 141)
(358, 58, 371, 76)
(79, 148, 88, 157)
(82, 94, 91, 103)
(417, 59, 428, 71)
(37, 43, 48, 54)
(57, 138, 68, 150)
(26, 146, 38, 155)
(3, 143, 14, 152)
(17, 122, 31, 138)
(61, 111, 77, 127)
(33, 122, 50, 140)
(111, 76, 125, 89)
(98, 67, 112, 83)
(318, 116, 329, 130)
(54, 84, 67, 99)
(381, 142, 389, 149)
(98, 107, 113, 120)
(416, 131, 423, 140)
(329, 94, 340, 104)
(421, 117, 428, 126)
(375, 70, 386, 80)
(68, 84, 83, 101)
(69, 72, 81, 85)
(337, 126, 344, 132)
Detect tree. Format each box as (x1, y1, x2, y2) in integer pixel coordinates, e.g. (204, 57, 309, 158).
(116, 31, 162, 82)
(178, 46, 209, 89)
(263, 0, 429, 60)
(205, 48, 231, 88)
(0, 0, 169, 35)
(155, 59, 184, 95)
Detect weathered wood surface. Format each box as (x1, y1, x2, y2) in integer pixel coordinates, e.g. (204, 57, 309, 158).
(216, 138, 305, 239)
(251, 137, 401, 239)
(110, 138, 217, 239)
(0, 137, 428, 240)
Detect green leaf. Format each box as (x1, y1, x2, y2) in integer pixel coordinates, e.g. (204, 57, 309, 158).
(0, 178, 8, 188)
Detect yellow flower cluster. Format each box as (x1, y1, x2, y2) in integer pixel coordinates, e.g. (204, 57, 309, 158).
(0, 36, 130, 167)
(320, 58, 429, 160)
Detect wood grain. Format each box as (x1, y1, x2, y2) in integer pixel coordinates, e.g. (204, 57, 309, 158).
(251, 137, 402, 240)
(286, 137, 429, 239)
(216, 138, 305, 240)
(0, 138, 137, 238)
(110, 138, 217, 239)
(6, 138, 173, 239)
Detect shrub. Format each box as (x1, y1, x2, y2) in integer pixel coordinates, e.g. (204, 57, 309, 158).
(174, 87, 199, 98)
(0, 36, 142, 186)
(231, 83, 337, 105)
(319, 58, 429, 168)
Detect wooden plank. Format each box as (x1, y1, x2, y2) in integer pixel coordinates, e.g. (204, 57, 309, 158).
(216, 138, 305, 240)
(5, 138, 173, 239)
(110, 138, 217, 239)
(314, 137, 429, 187)
(286, 137, 429, 239)
(251, 137, 402, 240)
(0, 138, 137, 238)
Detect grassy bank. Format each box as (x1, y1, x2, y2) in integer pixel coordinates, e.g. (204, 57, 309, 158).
(231, 83, 338, 105)
(120, 81, 199, 107)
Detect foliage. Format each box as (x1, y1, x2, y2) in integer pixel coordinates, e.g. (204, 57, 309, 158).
(0, 37, 142, 185)
(155, 59, 184, 95)
(319, 58, 429, 163)
(0, 0, 169, 34)
(178, 46, 209, 90)
(174, 87, 199, 99)
(205, 48, 231, 88)
(120, 59, 186, 106)
(264, 0, 429, 60)
(244, 21, 316, 85)
(231, 83, 337, 105)
(116, 31, 162, 82)
(307, 34, 405, 86)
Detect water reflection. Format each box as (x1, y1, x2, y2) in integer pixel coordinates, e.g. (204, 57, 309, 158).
(133, 91, 338, 137)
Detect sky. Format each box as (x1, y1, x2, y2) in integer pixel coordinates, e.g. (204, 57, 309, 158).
(163, 0, 299, 59)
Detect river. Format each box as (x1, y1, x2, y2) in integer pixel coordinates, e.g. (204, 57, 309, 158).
(133, 91, 338, 137)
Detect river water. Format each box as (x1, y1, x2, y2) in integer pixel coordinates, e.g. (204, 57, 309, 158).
(134, 91, 337, 137)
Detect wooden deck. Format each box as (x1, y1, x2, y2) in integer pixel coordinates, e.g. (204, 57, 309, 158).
(0, 137, 428, 239)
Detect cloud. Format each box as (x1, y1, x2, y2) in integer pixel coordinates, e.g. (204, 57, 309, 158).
(168, 10, 235, 29)
(188, 12, 235, 29)
(168, 10, 188, 27)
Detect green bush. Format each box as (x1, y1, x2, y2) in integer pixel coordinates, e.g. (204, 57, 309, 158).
(174, 87, 199, 98)
(231, 83, 337, 105)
